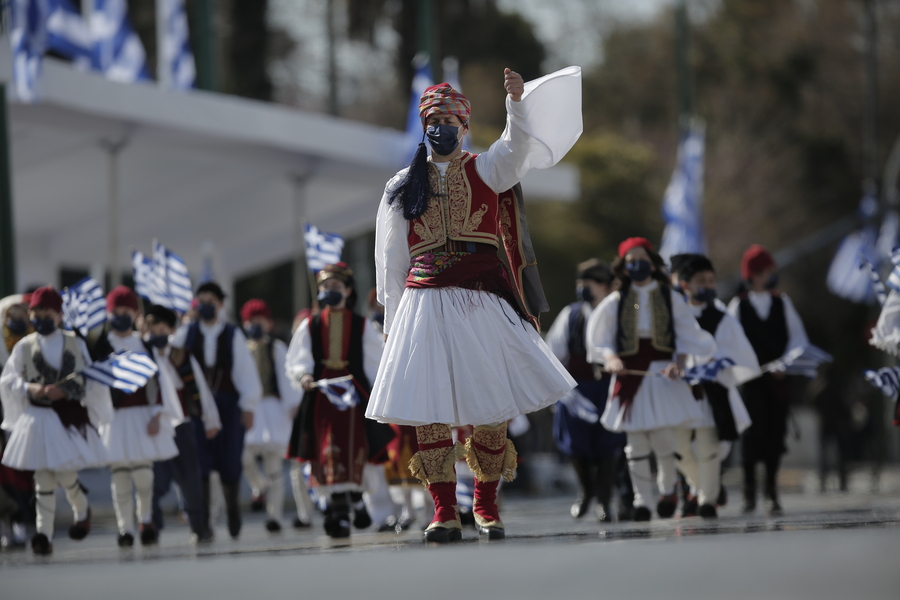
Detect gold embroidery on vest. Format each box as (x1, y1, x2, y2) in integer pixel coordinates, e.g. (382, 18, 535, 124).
(618, 289, 640, 357)
(446, 158, 471, 238)
(249, 340, 277, 398)
(649, 287, 675, 353)
(323, 311, 349, 370)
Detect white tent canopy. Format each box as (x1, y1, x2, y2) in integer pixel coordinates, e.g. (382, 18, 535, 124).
(0, 43, 579, 296)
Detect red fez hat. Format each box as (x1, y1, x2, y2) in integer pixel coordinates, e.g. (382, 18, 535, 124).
(618, 237, 654, 258)
(240, 299, 272, 323)
(106, 285, 139, 312)
(741, 244, 776, 280)
(29, 286, 62, 312)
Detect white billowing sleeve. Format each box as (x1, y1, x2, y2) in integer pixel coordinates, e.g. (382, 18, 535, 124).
(545, 305, 573, 363)
(870, 288, 900, 355)
(0, 343, 28, 431)
(154, 352, 185, 425)
(189, 355, 221, 432)
(780, 294, 809, 353)
(362, 319, 385, 385)
(375, 175, 411, 337)
(273, 339, 302, 412)
(231, 329, 263, 413)
(475, 66, 583, 194)
(586, 293, 620, 365)
(671, 291, 717, 357)
(714, 313, 761, 388)
(285, 318, 315, 390)
(77, 338, 114, 428)
(726, 296, 741, 319)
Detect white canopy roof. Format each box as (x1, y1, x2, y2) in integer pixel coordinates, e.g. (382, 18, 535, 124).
(0, 41, 579, 293)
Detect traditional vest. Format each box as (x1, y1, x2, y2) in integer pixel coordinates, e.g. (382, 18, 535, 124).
(695, 304, 739, 440)
(188, 322, 238, 397)
(248, 338, 280, 399)
(615, 284, 676, 357)
(737, 292, 788, 365)
(565, 301, 595, 381)
(407, 152, 500, 256)
(22, 331, 87, 402)
(169, 347, 203, 418)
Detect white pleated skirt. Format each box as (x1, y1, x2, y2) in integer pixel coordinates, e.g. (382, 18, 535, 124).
(367, 287, 576, 427)
(244, 396, 293, 453)
(1, 406, 109, 471)
(101, 406, 179, 464)
(601, 360, 706, 433)
(693, 386, 753, 435)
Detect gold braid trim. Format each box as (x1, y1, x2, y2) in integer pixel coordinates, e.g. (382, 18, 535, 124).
(408, 442, 465, 487)
(464, 436, 518, 483)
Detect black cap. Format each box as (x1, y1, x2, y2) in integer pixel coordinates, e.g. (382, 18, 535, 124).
(676, 254, 715, 282)
(144, 304, 177, 328)
(196, 282, 226, 301)
(576, 258, 613, 285)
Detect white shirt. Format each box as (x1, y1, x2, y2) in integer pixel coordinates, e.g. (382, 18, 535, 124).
(686, 302, 761, 387)
(285, 315, 384, 390)
(727, 290, 809, 357)
(545, 302, 594, 364)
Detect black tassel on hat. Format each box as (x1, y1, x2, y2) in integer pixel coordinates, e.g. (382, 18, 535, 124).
(388, 134, 432, 220)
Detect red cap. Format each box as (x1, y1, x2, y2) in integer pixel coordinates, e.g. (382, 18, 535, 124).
(618, 237, 654, 258)
(29, 286, 62, 312)
(741, 244, 776, 280)
(106, 285, 138, 312)
(240, 299, 271, 323)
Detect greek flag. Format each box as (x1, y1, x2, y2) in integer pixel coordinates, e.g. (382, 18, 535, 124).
(81, 350, 158, 393)
(131, 251, 154, 299)
(153, 241, 193, 313)
(46, 0, 93, 68)
(10, 0, 51, 103)
(885, 247, 900, 293)
(763, 345, 832, 379)
(658, 121, 706, 262)
(827, 228, 879, 304)
(319, 379, 359, 411)
(90, 0, 150, 83)
(864, 366, 900, 399)
(61, 277, 107, 336)
(859, 253, 887, 306)
(304, 223, 344, 273)
(160, 0, 195, 90)
(684, 357, 736, 385)
(557, 388, 600, 424)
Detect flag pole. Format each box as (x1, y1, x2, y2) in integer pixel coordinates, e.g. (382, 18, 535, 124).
(155, 0, 172, 90)
(0, 84, 16, 297)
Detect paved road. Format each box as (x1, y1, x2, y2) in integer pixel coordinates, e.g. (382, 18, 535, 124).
(2, 466, 899, 599)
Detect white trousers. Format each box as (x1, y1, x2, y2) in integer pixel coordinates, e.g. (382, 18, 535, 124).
(362, 464, 397, 525)
(675, 427, 720, 506)
(625, 428, 677, 508)
(289, 461, 314, 523)
(34, 469, 89, 538)
(242, 448, 286, 523)
(110, 462, 154, 535)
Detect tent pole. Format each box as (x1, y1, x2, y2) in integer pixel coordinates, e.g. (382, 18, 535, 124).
(0, 84, 15, 296)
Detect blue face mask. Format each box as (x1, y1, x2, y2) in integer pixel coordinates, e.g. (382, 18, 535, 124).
(577, 285, 594, 304)
(625, 260, 652, 282)
(426, 124, 461, 156)
(245, 324, 264, 340)
(110, 314, 133, 333)
(31, 318, 57, 336)
(318, 290, 343, 307)
(693, 287, 717, 305)
(148, 334, 169, 349)
(197, 302, 217, 321)
(766, 272, 779, 290)
(6, 318, 27, 336)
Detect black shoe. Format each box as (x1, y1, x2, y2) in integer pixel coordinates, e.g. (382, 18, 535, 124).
(265, 520, 282, 533)
(570, 495, 591, 519)
(376, 516, 399, 533)
(767, 499, 783, 517)
(117, 532, 135, 548)
(68, 508, 91, 541)
(596, 503, 613, 523)
(423, 526, 462, 543)
(656, 493, 678, 519)
(190, 529, 214, 545)
(698, 503, 718, 519)
(716, 484, 728, 507)
(680, 494, 699, 518)
(478, 525, 505, 540)
(292, 517, 311, 529)
(352, 505, 372, 530)
(633, 506, 652, 522)
(227, 515, 241, 540)
(327, 518, 351, 539)
(742, 498, 757, 514)
(139, 523, 159, 545)
(459, 507, 476, 528)
(31, 533, 52, 556)
(250, 493, 266, 513)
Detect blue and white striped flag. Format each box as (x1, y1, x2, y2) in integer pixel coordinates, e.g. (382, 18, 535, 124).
(557, 388, 600, 424)
(864, 366, 900, 399)
(684, 357, 736, 385)
(61, 277, 107, 336)
(304, 223, 344, 273)
(132, 250, 154, 300)
(81, 350, 158, 393)
(90, 0, 150, 83)
(859, 253, 887, 306)
(827, 228, 879, 304)
(153, 241, 193, 314)
(318, 378, 359, 411)
(10, 0, 51, 103)
(659, 121, 706, 262)
(763, 345, 832, 379)
(46, 0, 93, 68)
(160, 0, 195, 90)
(885, 247, 900, 293)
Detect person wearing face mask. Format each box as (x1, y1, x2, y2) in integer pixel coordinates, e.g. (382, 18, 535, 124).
(0, 295, 33, 370)
(175, 281, 262, 540)
(144, 304, 220, 545)
(238, 299, 301, 534)
(545, 259, 627, 522)
(0, 287, 113, 556)
(285, 263, 394, 539)
(727, 244, 809, 516)
(96, 286, 180, 548)
(371, 66, 581, 543)
(586, 239, 716, 522)
(673, 255, 759, 519)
